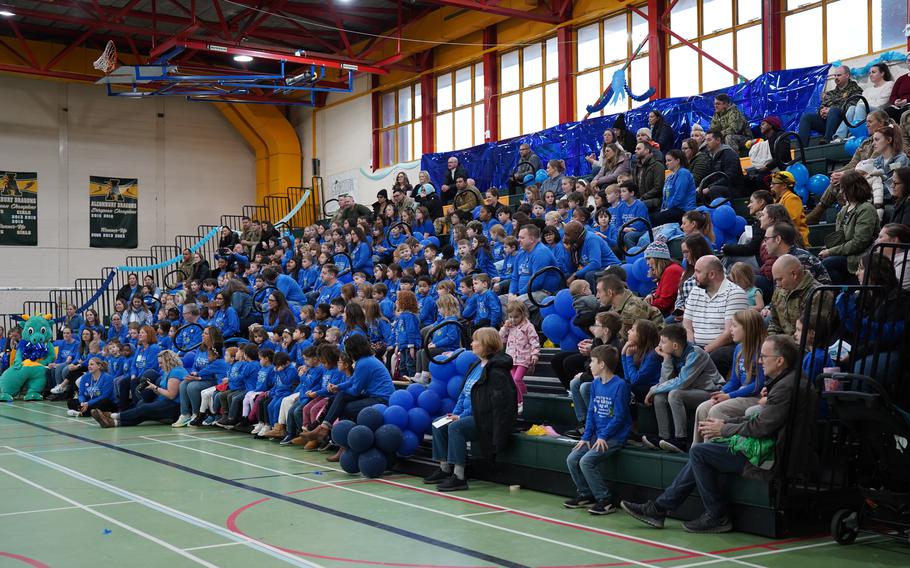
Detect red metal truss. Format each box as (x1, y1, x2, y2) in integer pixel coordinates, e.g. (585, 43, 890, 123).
(418, 0, 564, 24)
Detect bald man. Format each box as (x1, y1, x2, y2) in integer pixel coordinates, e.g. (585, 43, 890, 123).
(683, 255, 749, 378)
(768, 254, 829, 336)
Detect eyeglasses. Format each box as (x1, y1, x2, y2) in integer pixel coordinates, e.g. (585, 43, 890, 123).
(763, 234, 778, 241)
(758, 352, 781, 361)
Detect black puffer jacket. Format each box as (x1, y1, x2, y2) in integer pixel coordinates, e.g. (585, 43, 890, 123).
(468, 352, 517, 459)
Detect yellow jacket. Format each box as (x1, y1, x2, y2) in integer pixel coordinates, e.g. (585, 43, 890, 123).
(778, 190, 809, 246)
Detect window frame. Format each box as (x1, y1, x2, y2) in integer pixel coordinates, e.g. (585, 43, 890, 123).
(498, 37, 560, 138)
(435, 62, 485, 153)
(377, 82, 422, 168)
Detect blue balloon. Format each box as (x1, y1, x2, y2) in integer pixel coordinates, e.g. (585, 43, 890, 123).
(357, 407, 384, 431)
(371, 403, 388, 414)
(389, 389, 414, 410)
(455, 350, 478, 375)
(397, 430, 420, 457)
(712, 204, 736, 230)
(428, 360, 456, 382)
(407, 407, 431, 435)
(428, 378, 448, 397)
(358, 448, 387, 478)
(554, 289, 575, 319)
(447, 375, 464, 399)
(347, 425, 374, 453)
(523, 173, 534, 184)
(786, 162, 809, 186)
(540, 302, 557, 318)
(331, 420, 355, 448)
(795, 184, 809, 205)
(807, 173, 830, 196)
(534, 169, 548, 183)
(633, 257, 650, 282)
(406, 383, 426, 400)
(714, 228, 727, 249)
(733, 215, 747, 235)
(559, 333, 583, 351)
(850, 123, 868, 138)
(374, 424, 404, 453)
(417, 390, 442, 415)
(340, 449, 360, 474)
(569, 324, 588, 338)
(696, 205, 710, 213)
(541, 314, 569, 342)
(383, 405, 409, 429)
(622, 263, 635, 282)
(440, 397, 456, 415)
(709, 197, 728, 208)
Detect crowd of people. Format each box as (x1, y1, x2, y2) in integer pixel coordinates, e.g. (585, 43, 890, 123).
(2, 60, 909, 533)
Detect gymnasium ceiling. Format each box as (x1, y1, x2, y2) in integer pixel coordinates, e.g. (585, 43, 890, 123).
(0, 0, 572, 79)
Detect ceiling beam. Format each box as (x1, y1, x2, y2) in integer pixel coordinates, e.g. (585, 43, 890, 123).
(418, 0, 561, 23)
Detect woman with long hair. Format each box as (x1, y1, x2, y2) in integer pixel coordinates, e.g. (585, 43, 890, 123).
(263, 290, 297, 333)
(672, 233, 714, 321)
(642, 237, 684, 315)
(681, 138, 711, 187)
(591, 143, 631, 189)
(540, 159, 567, 198)
(114, 324, 161, 410)
(653, 149, 696, 226)
(172, 325, 227, 426)
(91, 350, 188, 428)
(691, 309, 766, 444)
(819, 172, 880, 284)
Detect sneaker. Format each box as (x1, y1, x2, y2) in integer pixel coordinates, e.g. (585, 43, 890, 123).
(215, 418, 236, 429)
(563, 495, 595, 509)
(50, 383, 67, 395)
(279, 435, 294, 445)
(234, 422, 255, 434)
(620, 500, 666, 528)
(250, 423, 264, 435)
(66, 409, 80, 417)
(831, 136, 843, 144)
(188, 414, 207, 427)
(202, 415, 218, 426)
(641, 434, 662, 451)
(517, 402, 524, 415)
(683, 512, 733, 533)
(171, 414, 192, 428)
(659, 437, 688, 454)
(437, 476, 469, 492)
(588, 501, 617, 515)
(423, 469, 452, 484)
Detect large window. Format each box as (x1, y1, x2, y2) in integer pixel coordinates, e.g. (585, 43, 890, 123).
(499, 38, 560, 139)
(667, 0, 762, 97)
(379, 83, 422, 168)
(435, 63, 485, 153)
(785, 0, 907, 69)
(575, 7, 651, 120)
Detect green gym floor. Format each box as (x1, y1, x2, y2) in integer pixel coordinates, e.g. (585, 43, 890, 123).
(0, 402, 906, 568)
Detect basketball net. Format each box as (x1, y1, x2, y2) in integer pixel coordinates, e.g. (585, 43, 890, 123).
(93, 40, 118, 74)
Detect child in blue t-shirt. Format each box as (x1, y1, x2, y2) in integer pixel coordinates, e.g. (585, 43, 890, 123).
(615, 181, 650, 250)
(565, 345, 630, 514)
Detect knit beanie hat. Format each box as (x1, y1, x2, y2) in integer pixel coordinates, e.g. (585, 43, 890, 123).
(376, 189, 388, 199)
(644, 235, 671, 260)
(637, 127, 652, 138)
(762, 116, 783, 131)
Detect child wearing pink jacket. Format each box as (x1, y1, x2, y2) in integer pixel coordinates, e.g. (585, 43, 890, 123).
(499, 300, 541, 406)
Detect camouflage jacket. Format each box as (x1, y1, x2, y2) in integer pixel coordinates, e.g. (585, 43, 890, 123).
(613, 290, 664, 341)
(820, 80, 863, 111)
(709, 104, 750, 138)
(768, 272, 829, 335)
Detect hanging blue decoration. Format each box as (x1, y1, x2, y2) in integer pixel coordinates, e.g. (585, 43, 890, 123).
(115, 227, 219, 272)
(831, 51, 907, 78)
(13, 270, 117, 324)
(586, 69, 655, 114)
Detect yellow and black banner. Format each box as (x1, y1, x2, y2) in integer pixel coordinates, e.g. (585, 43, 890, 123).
(89, 176, 138, 248)
(0, 171, 38, 246)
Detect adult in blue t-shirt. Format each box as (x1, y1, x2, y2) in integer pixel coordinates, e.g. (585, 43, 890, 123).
(91, 350, 188, 428)
(508, 225, 560, 297)
(263, 267, 305, 310)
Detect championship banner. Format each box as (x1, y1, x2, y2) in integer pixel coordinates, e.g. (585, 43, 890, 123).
(0, 171, 38, 246)
(89, 176, 138, 248)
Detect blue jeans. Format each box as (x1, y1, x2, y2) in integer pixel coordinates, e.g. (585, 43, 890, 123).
(798, 107, 845, 144)
(399, 348, 416, 378)
(570, 376, 592, 423)
(822, 255, 857, 285)
(179, 378, 216, 415)
(566, 442, 622, 501)
(119, 398, 181, 427)
(431, 416, 477, 466)
(836, 104, 866, 139)
(655, 441, 748, 519)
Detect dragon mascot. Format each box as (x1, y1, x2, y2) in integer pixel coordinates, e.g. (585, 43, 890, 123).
(0, 314, 56, 402)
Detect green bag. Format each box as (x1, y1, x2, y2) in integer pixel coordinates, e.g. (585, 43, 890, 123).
(715, 435, 775, 467)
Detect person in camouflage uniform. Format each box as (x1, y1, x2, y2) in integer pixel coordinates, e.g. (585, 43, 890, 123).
(797, 65, 863, 146)
(767, 255, 833, 336)
(709, 94, 752, 152)
(594, 274, 663, 342)
(806, 110, 889, 224)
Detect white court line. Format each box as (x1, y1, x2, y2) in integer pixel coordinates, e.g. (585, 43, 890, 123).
(183, 542, 245, 552)
(145, 435, 671, 568)
(4, 445, 323, 568)
(672, 534, 883, 568)
(0, 464, 220, 568)
(459, 510, 508, 518)
(176, 433, 764, 568)
(0, 500, 132, 518)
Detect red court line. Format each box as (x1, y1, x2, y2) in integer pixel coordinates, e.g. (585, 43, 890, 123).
(0, 552, 50, 568)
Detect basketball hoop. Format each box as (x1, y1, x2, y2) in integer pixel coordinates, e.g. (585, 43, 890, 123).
(93, 40, 118, 74)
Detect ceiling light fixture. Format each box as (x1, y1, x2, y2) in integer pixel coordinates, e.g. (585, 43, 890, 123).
(233, 55, 253, 63)
(0, 10, 16, 17)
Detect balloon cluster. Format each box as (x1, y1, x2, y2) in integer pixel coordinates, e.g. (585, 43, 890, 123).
(701, 199, 747, 250)
(622, 257, 656, 297)
(333, 406, 405, 478)
(540, 289, 589, 351)
(786, 162, 829, 203)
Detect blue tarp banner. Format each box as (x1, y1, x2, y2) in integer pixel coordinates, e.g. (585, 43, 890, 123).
(420, 65, 830, 192)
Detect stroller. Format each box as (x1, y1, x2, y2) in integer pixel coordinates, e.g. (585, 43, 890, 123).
(821, 373, 910, 545)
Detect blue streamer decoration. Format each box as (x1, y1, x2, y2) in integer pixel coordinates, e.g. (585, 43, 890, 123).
(13, 269, 117, 324)
(274, 190, 311, 227)
(115, 227, 219, 272)
(832, 51, 907, 78)
(587, 69, 655, 114)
